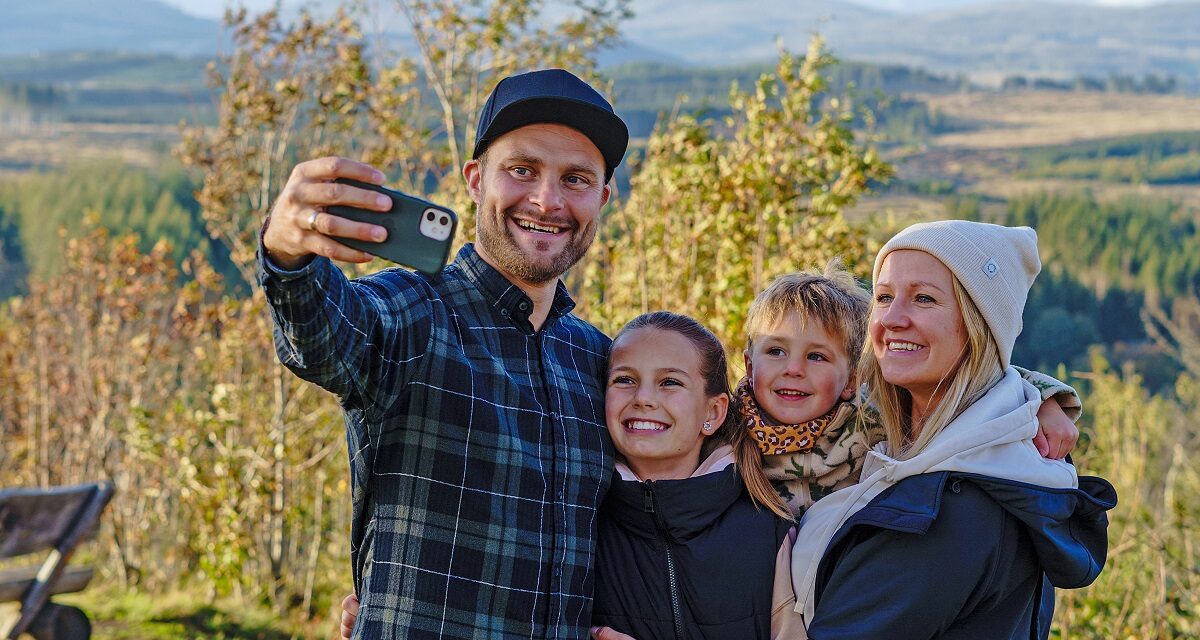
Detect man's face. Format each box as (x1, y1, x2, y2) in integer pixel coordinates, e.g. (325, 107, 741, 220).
(464, 123, 611, 285)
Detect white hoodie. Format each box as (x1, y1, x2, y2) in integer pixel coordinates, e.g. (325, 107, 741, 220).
(791, 368, 1078, 623)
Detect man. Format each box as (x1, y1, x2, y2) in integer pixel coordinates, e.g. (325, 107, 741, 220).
(259, 69, 628, 639)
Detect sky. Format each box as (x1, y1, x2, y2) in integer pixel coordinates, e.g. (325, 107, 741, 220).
(163, 0, 1168, 20)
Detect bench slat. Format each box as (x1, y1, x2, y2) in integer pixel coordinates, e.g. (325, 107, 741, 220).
(0, 565, 94, 602)
(0, 486, 103, 559)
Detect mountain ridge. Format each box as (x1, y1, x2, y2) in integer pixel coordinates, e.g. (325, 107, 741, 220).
(4, 0, 1200, 89)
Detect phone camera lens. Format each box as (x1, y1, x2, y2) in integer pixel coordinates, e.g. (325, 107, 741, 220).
(440, 216, 449, 226)
(426, 211, 435, 221)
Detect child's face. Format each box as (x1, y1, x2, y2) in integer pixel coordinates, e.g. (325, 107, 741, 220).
(606, 327, 727, 481)
(745, 312, 855, 425)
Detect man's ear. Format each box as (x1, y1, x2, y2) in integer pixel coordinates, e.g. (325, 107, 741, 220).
(600, 180, 612, 207)
(463, 160, 482, 205)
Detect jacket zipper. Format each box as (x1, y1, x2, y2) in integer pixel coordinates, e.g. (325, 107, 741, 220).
(644, 480, 685, 640)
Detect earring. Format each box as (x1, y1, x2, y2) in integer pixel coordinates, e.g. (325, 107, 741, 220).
(702, 421, 712, 432)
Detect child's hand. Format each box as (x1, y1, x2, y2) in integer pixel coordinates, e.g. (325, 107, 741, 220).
(591, 626, 638, 640)
(1035, 398, 1079, 460)
(340, 593, 359, 640)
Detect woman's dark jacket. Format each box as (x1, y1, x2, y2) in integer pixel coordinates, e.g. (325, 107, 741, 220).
(807, 471, 1117, 640)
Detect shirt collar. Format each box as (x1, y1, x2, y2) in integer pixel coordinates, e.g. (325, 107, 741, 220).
(453, 243, 578, 328)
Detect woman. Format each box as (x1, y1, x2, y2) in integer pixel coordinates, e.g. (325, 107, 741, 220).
(790, 220, 1116, 639)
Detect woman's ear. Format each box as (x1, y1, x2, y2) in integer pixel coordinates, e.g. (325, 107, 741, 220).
(703, 393, 730, 438)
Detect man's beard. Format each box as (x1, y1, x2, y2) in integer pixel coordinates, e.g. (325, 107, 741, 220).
(477, 205, 596, 285)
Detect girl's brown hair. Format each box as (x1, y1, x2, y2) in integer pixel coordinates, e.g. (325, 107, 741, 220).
(614, 312, 793, 520)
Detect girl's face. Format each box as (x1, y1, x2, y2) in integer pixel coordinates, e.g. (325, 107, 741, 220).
(605, 327, 728, 481)
(870, 250, 968, 416)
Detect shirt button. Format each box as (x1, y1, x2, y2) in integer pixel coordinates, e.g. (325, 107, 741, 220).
(501, 309, 510, 317)
(518, 301, 530, 312)
(550, 411, 559, 420)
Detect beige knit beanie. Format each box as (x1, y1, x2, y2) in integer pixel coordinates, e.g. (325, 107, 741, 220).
(872, 220, 1041, 369)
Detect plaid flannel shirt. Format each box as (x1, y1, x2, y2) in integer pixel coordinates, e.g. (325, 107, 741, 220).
(260, 243, 614, 639)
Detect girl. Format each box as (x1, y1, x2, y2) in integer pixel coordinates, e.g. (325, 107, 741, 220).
(590, 311, 801, 639)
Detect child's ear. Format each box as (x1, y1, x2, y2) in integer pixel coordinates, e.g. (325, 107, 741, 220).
(840, 375, 857, 401)
(743, 351, 754, 382)
(703, 394, 730, 437)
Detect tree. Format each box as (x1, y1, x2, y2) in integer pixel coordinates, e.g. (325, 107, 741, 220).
(1021, 306, 1100, 370)
(1144, 295, 1200, 380)
(177, 0, 630, 288)
(579, 37, 893, 352)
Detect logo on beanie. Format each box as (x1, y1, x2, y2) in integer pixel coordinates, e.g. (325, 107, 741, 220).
(982, 258, 1000, 279)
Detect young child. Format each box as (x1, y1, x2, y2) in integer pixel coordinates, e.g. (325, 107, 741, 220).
(589, 311, 801, 639)
(739, 261, 1082, 517)
(738, 263, 880, 515)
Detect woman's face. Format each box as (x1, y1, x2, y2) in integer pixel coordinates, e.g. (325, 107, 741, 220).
(870, 250, 968, 415)
(605, 327, 726, 481)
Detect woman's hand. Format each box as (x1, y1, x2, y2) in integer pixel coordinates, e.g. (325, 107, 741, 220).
(340, 593, 359, 640)
(1035, 398, 1079, 459)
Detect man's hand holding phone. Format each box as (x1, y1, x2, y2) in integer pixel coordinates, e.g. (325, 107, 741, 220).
(263, 157, 392, 270)
(264, 157, 457, 274)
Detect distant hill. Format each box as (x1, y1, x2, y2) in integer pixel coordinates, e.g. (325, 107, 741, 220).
(820, 1, 1200, 87)
(3, 0, 222, 56)
(626, 0, 1200, 89)
(621, 0, 886, 65)
(6, 0, 1200, 89)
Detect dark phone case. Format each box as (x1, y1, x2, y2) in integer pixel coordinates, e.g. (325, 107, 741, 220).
(327, 179, 458, 275)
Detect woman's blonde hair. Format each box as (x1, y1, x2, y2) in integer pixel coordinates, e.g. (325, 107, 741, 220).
(858, 276, 1004, 460)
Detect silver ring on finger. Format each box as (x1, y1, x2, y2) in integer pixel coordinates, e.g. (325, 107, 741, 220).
(307, 210, 320, 232)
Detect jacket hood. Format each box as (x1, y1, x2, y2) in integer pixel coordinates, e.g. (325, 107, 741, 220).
(848, 470, 1115, 588)
(860, 368, 1077, 487)
(967, 473, 1116, 587)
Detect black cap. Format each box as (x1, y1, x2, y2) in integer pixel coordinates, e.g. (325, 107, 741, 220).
(473, 69, 629, 183)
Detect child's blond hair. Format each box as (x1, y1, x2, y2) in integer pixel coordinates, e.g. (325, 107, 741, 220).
(744, 259, 871, 365)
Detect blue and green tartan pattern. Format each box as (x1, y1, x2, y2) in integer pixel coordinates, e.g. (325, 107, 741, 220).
(261, 244, 614, 639)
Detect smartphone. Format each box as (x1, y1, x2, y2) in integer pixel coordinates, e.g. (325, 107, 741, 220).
(327, 178, 458, 275)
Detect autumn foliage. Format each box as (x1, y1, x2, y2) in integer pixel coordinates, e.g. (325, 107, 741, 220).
(2, 2, 1196, 637)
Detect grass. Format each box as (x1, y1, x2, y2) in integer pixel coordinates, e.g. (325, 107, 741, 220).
(873, 90, 1200, 209)
(55, 587, 338, 640)
(921, 91, 1200, 150)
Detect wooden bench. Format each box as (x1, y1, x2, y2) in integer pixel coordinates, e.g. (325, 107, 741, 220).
(0, 483, 114, 640)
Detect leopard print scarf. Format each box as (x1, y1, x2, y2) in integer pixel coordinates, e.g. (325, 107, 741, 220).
(736, 376, 845, 455)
